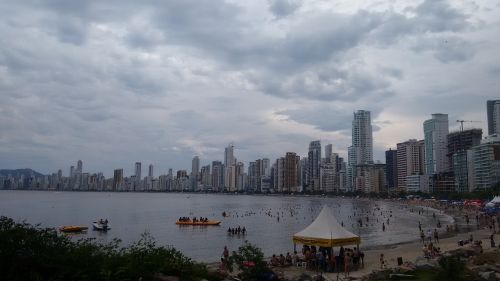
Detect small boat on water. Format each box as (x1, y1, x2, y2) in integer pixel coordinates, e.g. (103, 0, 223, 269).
(59, 225, 88, 233)
(175, 220, 221, 226)
(92, 222, 111, 231)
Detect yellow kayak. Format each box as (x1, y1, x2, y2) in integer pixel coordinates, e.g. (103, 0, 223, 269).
(175, 220, 221, 226)
(59, 225, 89, 233)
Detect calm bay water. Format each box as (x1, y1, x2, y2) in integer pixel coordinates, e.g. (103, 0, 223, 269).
(0, 190, 452, 262)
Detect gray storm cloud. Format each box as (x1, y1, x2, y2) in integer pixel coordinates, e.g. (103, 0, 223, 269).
(0, 0, 499, 176)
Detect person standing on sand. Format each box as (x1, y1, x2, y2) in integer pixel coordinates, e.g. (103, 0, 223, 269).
(420, 230, 425, 244)
(344, 252, 351, 278)
(379, 253, 385, 269)
(219, 257, 226, 273)
(433, 229, 439, 243)
(222, 246, 229, 260)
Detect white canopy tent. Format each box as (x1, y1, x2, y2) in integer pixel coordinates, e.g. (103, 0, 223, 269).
(293, 205, 361, 247)
(486, 196, 500, 208)
(490, 196, 500, 203)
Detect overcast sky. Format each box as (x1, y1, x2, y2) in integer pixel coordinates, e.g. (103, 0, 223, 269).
(1, 0, 499, 177)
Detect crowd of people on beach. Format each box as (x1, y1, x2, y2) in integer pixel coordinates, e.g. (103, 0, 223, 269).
(266, 244, 365, 278)
(214, 196, 500, 279)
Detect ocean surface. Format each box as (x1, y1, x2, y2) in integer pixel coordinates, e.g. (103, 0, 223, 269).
(0, 190, 453, 262)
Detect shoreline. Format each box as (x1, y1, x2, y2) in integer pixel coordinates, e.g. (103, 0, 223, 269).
(267, 201, 490, 280)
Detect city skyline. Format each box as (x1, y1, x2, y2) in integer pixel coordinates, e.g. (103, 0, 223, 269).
(1, 1, 500, 176)
(2, 101, 499, 194)
(0, 106, 494, 178)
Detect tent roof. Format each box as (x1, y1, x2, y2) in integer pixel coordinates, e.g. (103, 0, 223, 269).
(293, 205, 360, 247)
(490, 196, 500, 203)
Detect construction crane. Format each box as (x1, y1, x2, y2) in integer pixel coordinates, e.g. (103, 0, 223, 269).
(456, 120, 481, 132)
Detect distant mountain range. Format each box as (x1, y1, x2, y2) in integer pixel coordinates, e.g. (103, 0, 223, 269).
(0, 169, 45, 178)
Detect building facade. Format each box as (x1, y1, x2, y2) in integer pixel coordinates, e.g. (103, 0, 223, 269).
(385, 149, 398, 191)
(307, 140, 321, 192)
(423, 113, 449, 174)
(447, 129, 483, 192)
(487, 100, 500, 136)
(348, 110, 373, 191)
(472, 134, 500, 190)
(284, 152, 300, 192)
(396, 139, 425, 191)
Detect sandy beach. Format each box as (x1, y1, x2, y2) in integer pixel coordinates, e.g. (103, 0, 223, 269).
(268, 201, 496, 280)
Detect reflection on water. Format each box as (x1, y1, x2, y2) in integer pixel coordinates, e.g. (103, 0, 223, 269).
(0, 190, 452, 262)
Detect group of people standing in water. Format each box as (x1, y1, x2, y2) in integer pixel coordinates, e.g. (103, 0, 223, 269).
(227, 226, 246, 235)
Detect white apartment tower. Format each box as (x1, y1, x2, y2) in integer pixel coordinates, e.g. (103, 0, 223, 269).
(347, 110, 373, 190)
(224, 143, 235, 167)
(423, 113, 449, 174)
(351, 110, 373, 164)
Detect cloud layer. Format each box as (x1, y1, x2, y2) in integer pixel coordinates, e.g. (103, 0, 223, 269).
(1, 0, 499, 176)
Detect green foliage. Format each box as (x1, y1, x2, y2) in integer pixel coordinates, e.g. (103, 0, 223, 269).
(226, 244, 271, 281)
(0, 216, 220, 281)
(435, 256, 466, 281)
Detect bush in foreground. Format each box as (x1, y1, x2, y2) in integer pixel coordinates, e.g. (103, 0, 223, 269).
(226, 244, 276, 281)
(0, 216, 221, 281)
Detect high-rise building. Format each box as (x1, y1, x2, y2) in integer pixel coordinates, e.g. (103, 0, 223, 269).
(423, 113, 449, 174)
(320, 162, 335, 193)
(262, 158, 270, 177)
(70, 166, 75, 178)
(135, 162, 142, 182)
(353, 164, 385, 193)
(77, 160, 83, 173)
(224, 144, 235, 167)
(447, 129, 483, 192)
(192, 156, 200, 178)
(148, 164, 154, 178)
(248, 161, 257, 192)
(176, 170, 188, 179)
(112, 169, 123, 191)
(211, 161, 223, 191)
(348, 110, 373, 191)
(255, 159, 263, 191)
(201, 165, 211, 189)
(224, 143, 236, 190)
(351, 110, 373, 164)
(308, 140, 321, 192)
(274, 157, 285, 192)
(471, 134, 500, 190)
(284, 152, 299, 192)
(235, 162, 245, 191)
(487, 100, 500, 136)
(396, 139, 425, 191)
(385, 149, 398, 191)
(325, 144, 333, 163)
(448, 129, 483, 156)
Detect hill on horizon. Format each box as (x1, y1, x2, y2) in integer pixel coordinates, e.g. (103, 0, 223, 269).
(0, 168, 45, 178)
